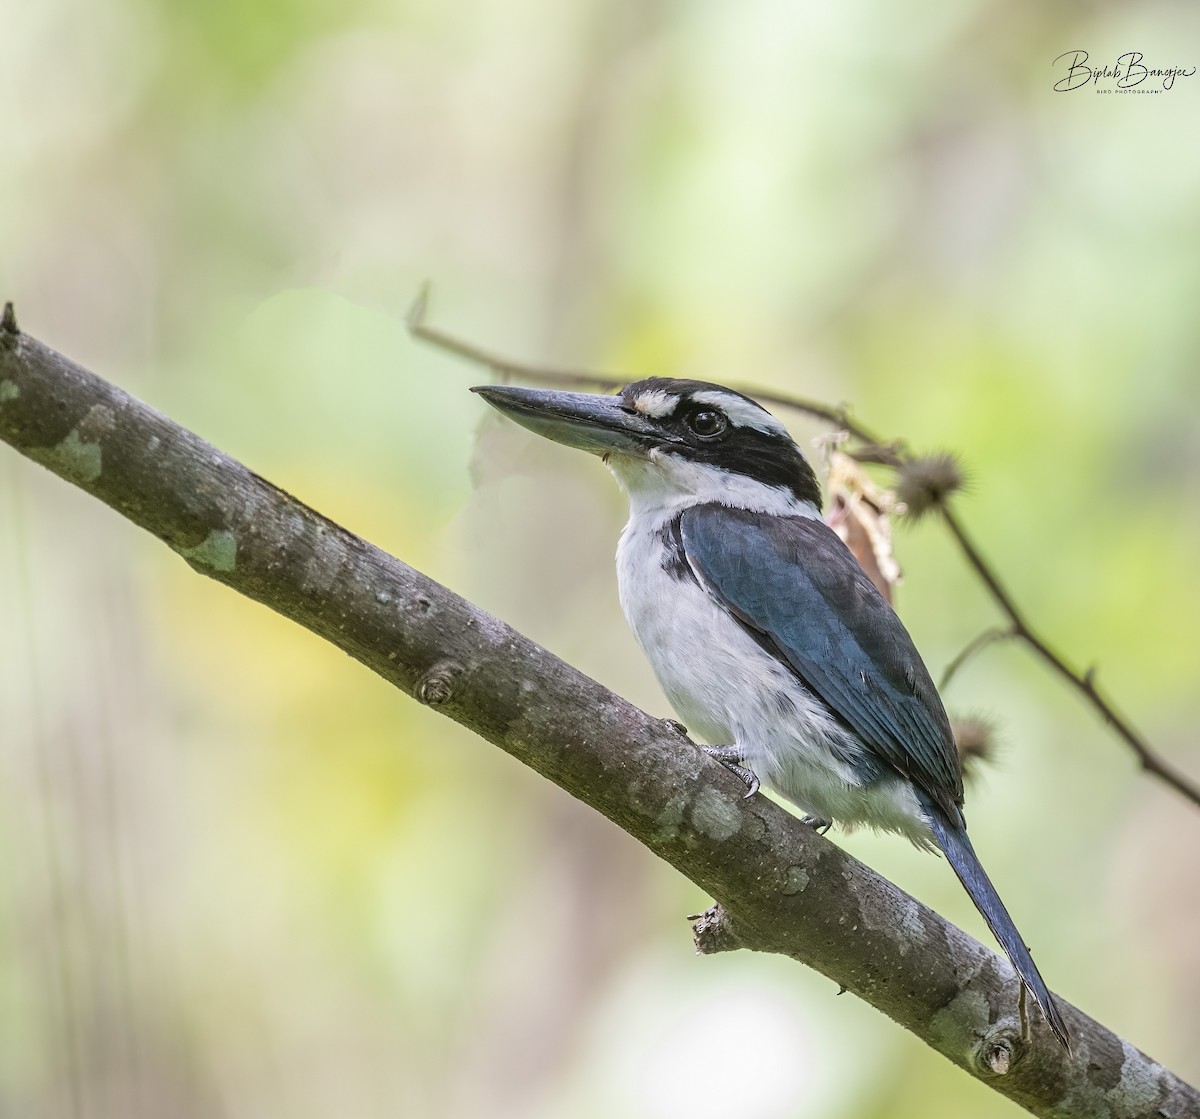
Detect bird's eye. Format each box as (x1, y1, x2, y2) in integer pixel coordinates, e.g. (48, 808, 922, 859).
(686, 409, 727, 438)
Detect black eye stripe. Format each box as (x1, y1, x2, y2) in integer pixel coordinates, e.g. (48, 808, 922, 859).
(684, 430, 822, 508)
(619, 377, 822, 508)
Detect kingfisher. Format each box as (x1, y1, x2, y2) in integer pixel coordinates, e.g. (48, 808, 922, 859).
(472, 376, 1070, 1049)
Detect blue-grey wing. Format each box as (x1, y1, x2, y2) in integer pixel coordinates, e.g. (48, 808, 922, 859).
(678, 503, 963, 811)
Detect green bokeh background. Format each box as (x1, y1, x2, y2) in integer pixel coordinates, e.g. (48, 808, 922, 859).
(2, 2, 1199, 1116)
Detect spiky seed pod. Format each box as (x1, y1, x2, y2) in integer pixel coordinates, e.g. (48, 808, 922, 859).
(951, 713, 998, 782)
(895, 452, 966, 520)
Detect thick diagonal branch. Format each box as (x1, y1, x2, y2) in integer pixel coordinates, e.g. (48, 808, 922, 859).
(0, 308, 1194, 1119)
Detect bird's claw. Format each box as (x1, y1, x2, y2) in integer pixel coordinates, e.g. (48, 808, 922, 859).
(702, 745, 760, 799)
(800, 814, 833, 834)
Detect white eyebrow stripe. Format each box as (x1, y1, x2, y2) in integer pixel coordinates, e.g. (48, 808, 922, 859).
(690, 390, 788, 436)
(633, 390, 680, 418)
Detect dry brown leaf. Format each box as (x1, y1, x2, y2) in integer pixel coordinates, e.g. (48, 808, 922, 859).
(825, 451, 902, 603)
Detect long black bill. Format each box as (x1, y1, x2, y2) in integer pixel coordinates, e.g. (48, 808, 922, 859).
(470, 385, 664, 457)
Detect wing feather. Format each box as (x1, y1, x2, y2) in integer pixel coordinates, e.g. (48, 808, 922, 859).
(679, 504, 962, 810)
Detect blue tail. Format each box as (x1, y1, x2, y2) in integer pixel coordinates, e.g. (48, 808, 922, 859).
(927, 810, 1071, 1050)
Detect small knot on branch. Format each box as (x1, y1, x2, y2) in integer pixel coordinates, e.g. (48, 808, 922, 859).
(408, 593, 435, 618)
(1, 302, 17, 336)
(972, 1025, 1024, 1078)
(417, 659, 464, 706)
(896, 452, 966, 520)
(690, 904, 745, 955)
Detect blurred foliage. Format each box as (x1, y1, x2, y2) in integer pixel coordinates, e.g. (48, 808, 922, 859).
(2, 0, 1200, 1116)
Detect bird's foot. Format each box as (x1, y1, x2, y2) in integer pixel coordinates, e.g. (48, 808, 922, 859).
(800, 814, 833, 834)
(702, 745, 760, 799)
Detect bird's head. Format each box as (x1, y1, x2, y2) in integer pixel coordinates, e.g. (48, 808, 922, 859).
(471, 378, 822, 514)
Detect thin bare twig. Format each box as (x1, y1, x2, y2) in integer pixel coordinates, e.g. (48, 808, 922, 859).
(406, 285, 626, 392)
(407, 285, 869, 432)
(940, 508, 1200, 806)
(940, 626, 1017, 691)
(407, 289, 1200, 811)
